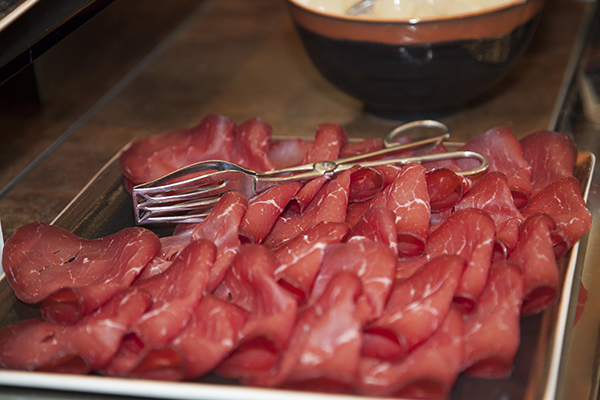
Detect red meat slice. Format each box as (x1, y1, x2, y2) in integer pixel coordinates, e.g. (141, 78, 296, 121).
(268, 138, 313, 169)
(119, 114, 236, 185)
(253, 272, 366, 392)
(123, 295, 249, 381)
(455, 172, 524, 259)
(0, 288, 151, 373)
(458, 126, 532, 210)
(358, 307, 464, 399)
(131, 239, 216, 347)
(300, 122, 348, 164)
(462, 260, 523, 377)
(346, 206, 398, 255)
(348, 167, 385, 203)
(522, 176, 591, 259)
(263, 169, 352, 249)
(287, 176, 328, 214)
(340, 138, 384, 157)
(520, 130, 578, 195)
(213, 244, 298, 383)
(346, 163, 430, 257)
(426, 168, 465, 213)
(310, 240, 396, 321)
(230, 117, 275, 172)
(362, 255, 465, 361)
(238, 182, 302, 244)
(137, 235, 192, 280)
(508, 214, 559, 315)
(188, 191, 248, 291)
(274, 222, 350, 303)
(2, 223, 160, 324)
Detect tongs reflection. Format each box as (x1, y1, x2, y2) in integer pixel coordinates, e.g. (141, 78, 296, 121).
(132, 120, 488, 225)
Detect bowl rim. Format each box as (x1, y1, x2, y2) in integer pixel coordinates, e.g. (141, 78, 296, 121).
(287, 0, 531, 24)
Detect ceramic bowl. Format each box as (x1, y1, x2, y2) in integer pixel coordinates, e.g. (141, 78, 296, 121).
(285, 0, 545, 115)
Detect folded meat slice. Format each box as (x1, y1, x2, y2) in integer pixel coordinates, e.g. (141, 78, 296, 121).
(426, 168, 466, 213)
(346, 206, 398, 255)
(310, 240, 396, 321)
(455, 172, 524, 259)
(2, 223, 160, 324)
(358, 307, 464, 399)
(239, 182, 302, 244)
(458, 126, 532, 210)
(363, 255, 465, 361)
(119, 113, 236, 185)
(230, 117, 275, 172)
(253, 272, 366, 392)
(213, 244, 298, 383)
(274, 221, 350, 303)
(522, 176, 591, 259)
(268, 138, 313, 169)
(508, 214, 559, 315)
(462, 260, 524, 377)
(263, 169, 352, 249)
(300, 122, 348, 164)
(520, 130, 578, 195)
(0, 288, 151, 373)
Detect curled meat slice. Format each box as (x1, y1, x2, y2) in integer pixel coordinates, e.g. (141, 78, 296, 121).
(520, 130, 578, 195)
(231, 117, 275, 172)
(253, 272, 366, 392)
(274, 222, 350, 303)
(310, 240, 396, 321)
(508, 214, 559, 315)
(268, 138, 313, 169)
(346, 206, 398, 255)
(0, 288, 151, 373)
(458, 126, 532, 210)
(359, 307, 464, 399)
(214, 244, 298, 383)
(462, 260, 524, 377)
(522, 176, 591, 259)
(300, 122, 347, 164)
(239, 182, 302, 244)
(426, 168, 465, 213)
(340, 138, 384, 157)
(119, 114, 236, 185)
(363, 255, 465, 361)
(2, 223, 160, 324)
(455, 172, 524, 259)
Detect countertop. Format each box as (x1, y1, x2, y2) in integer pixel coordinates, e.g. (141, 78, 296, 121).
(0, 0, 599, 398)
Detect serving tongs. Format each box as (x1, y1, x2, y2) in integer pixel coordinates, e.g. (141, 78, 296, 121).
(132, 120, 488, 225)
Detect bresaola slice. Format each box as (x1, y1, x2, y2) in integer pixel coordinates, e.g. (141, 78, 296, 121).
(2, 223, 160, 324)
(230, 117, 275, 172)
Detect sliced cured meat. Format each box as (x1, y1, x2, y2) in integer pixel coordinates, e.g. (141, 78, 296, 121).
(253, 272, 366, 392)
(2, 223, 160, 324)
(346, 206, 398, 255)
(520, 130, 578, 195)
(125, 295, 249, 381)
(230, 117, 275, 172)
(508, 214, 559, 315)
(462, 260, 523, 377)
(522, 176, 591, 260)
(420, 142, 461, 172)
(310, 240, 396, 321)
(412, 208, 496, 312)
(363, 255, 465, 361)
(358, 307, 464, 399)
(119, 114, 236, 185)
(426, 168, 465, 213)
(274, 222, 349, 303)
(340, 138, 384, 157)
(458, 126, 532, 210)
(214, 244, 298, 383)
(0, 288, 151, 373)
(455, 172, 524, 259)
(268, 138, 313, 169)
(300, 122, 347, 164)
(346, 163, 430, 257)
(348, 167, 385, 203)
(138, 235, 192, 279)
(131, 239, 215, 346)
(189, 191, 248, 291)
(238, 182, 302, 244)
(286, 176, 328, 214)
(263, 169, 351, 249)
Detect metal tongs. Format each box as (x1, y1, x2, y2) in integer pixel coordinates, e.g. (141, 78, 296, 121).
(132, 120, 488, 225)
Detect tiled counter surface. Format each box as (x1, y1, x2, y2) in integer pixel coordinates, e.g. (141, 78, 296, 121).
(0, 0, 597, 398)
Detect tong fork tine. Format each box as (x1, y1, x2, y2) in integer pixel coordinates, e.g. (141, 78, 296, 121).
(132, 120, 488, 225)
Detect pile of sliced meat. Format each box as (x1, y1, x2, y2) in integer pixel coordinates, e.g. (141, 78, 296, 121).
(0, 114, 592, 399)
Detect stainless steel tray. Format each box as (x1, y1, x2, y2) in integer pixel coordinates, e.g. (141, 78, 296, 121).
(0, 147, 595, 400)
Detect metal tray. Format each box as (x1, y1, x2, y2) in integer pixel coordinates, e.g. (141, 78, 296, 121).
(0, 146, 595, 400)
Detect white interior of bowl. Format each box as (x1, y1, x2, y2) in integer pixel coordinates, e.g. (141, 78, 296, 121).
(289, 0, 528, 22)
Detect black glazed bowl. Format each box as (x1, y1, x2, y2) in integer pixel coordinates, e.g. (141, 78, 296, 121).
(285, 0, 545, 115)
